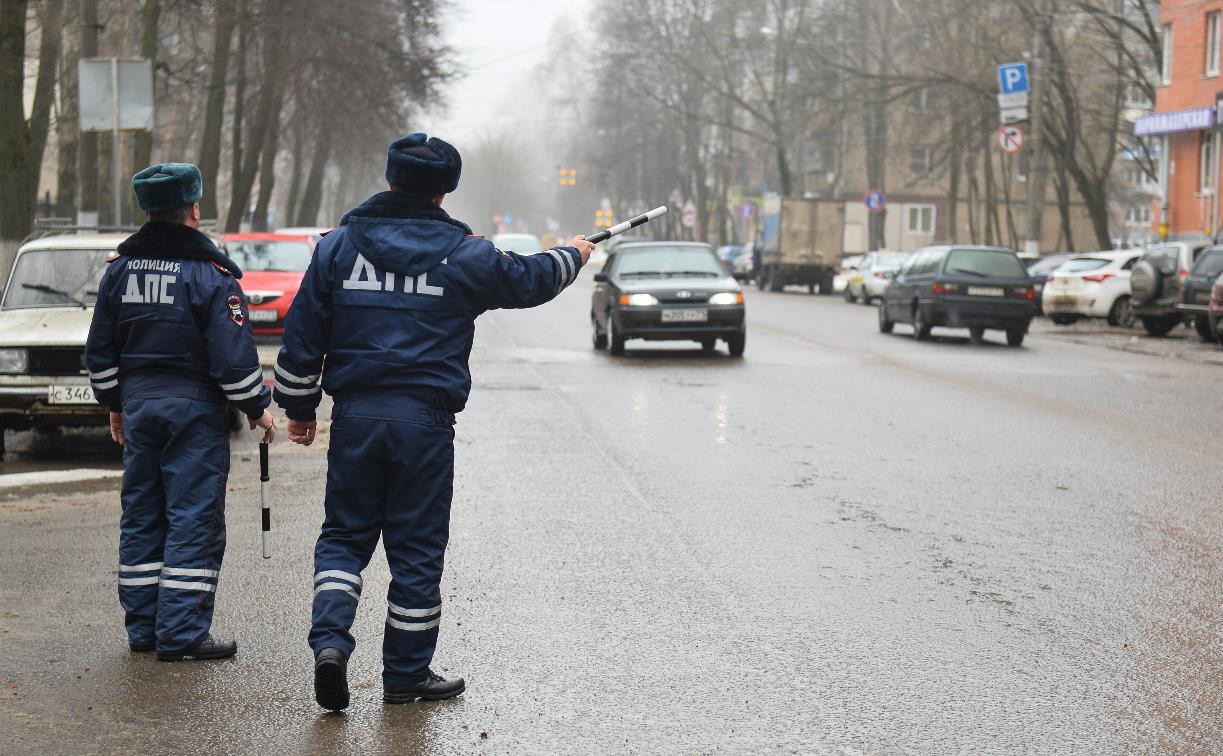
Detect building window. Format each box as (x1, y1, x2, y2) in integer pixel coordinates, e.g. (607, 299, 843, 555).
(909, 145, 933, 177)
(907, 205, 936, 235)
(1201, 134, 1215, 194)
(1209, 13, 1221, 77)
(1162, 23, 1173, 85)
(912, 87, 930, 113)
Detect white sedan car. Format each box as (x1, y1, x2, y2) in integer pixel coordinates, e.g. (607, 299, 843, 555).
(1042, 249, 1142, 327)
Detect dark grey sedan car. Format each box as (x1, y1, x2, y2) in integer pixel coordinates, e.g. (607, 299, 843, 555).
(591, 242, 746, 356)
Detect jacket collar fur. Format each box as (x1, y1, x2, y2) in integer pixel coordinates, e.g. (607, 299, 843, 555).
(339, 191, 473, 235)
(118, 221, 244, 278)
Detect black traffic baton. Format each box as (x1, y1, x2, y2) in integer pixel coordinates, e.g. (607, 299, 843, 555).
(259, 441, 271, 559)
(585, 206, 668, 244)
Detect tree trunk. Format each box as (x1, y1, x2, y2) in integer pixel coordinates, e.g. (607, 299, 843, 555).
(282, 115, 304, 227)
(250, 85, 285, 231)
(226, 4, 248, 231)
(55, 19, 79, 215)
(226, 16, 286, 232)
(0, 0, 32, 242)
(130, 0, 160, 223)
(28, 0, 65, 212)
(79, 0, 99, 220)
(295, 128, 332, 227)
(948, 117, 961, 243)
(1054, 160, 1074, 252)
(197, 0, 236, 220)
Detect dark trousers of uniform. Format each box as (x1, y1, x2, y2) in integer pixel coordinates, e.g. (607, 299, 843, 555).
(116, 396, 229, 652)
(309, 397, 455, 688)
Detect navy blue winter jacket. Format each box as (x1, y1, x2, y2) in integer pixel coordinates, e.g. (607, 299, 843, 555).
(85, 221, 272, 419)
(272, 192, 584, 421)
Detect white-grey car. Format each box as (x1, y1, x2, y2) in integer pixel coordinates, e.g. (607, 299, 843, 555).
(847, 251, 908, 304)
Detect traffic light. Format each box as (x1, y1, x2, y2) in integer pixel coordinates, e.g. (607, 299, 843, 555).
(558, 168, 576, 187)
(595, 210, 613, 228)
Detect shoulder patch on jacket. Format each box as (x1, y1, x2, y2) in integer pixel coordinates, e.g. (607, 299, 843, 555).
(227, 294, 245, 325)
(211, 260, 233, 276)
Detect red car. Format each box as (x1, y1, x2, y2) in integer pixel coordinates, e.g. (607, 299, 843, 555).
(220, 233, 316, 335)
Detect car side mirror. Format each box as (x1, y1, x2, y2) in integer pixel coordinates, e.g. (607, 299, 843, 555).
(593, 272, 608, 283)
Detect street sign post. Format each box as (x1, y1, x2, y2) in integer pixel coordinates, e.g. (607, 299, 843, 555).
(79, 58, 154, 227)
(997, 124, 1025, 154)
(1000, 107, 1029, 125)
(864, 190, 887, 214)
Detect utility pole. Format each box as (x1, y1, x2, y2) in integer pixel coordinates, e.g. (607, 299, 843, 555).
(78, 0, 99, 226)
(1023, 8, 1050, 257)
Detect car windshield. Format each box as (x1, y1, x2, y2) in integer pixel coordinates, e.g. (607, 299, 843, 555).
(1027, 256, 1066, 275)
(3, 248, 112, 309)
(493, 235, 541, 255)
(943, 248, 1027, 278)
(1060, 258, 1111, 273)
(873, 253, 907, 268)
(225, 240, 312, 272)
(1190, 249, 1223, 279)
(616, 246, 724, 277)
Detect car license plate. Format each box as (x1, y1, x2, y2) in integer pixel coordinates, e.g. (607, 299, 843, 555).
(248, 309, 278, 322)
(1049, 299, 1077, 312)
(47, 384, 95, 405)
(661, 308, 708, 323)
(967, 286, 1004, 297)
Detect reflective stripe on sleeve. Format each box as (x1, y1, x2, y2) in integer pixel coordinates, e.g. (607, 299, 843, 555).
(386, 616, 441, 632)
(92, 379, 119, 390)
(159, 579, 216, 592)
(314, 582, 359, 601)
(314, 570, 362, 587)
(118, 576, 160, 586)
(225, 383, 266, 402)
(89, 367, 119, 380)
(544, 249, 572, 288)
(162, 566, 219, 579)
(119, 561, 164, 572)
(220, 367, 263, 392)
(275, 380, 322, 396)
(388, 601, 441, 619)
(275, 365, 320, 386)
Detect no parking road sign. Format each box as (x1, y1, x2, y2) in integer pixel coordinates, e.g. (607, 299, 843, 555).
(864, 190, 887, 214)
(996, 124, 1025, 154)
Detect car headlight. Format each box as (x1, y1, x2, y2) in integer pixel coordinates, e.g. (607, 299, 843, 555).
(0, 348, 28, 374)
(708, 292, 744, 305)
(620, 293, 659, 306)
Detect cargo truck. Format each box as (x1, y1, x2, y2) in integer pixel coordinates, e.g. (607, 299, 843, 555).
(757, 194, 843, 294)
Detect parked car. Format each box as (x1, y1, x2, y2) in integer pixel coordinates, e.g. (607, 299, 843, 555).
(846, 251, 907, 304)
(274, 226, 331, 247)
(1129, 241, 1210, 336)
(220, 233, 315, 336)
(1210, 272, 1223, 344)
(1024, 253, 1072, 311)
(878, 245, 1037, 346)
(591, 241, 746, 356)
(1175, 245, 1223, 342)
(1042, 250, 1141, 327)
(838, 254, 864, 299)
(717, 244, 753, 280)
(491, 233, 542, 256)
(0, 233, 126, 450)
(732, 242, 758, 282)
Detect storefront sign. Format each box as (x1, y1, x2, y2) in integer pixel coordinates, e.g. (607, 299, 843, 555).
(1133, 107, 1215, 136)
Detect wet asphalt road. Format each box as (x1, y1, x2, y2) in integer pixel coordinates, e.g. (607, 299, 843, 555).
(2, 271, 1221, 754)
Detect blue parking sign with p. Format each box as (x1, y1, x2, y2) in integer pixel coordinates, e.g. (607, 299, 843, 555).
(998, 62, 1029, 95)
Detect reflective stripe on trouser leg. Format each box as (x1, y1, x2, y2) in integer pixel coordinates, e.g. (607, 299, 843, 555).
(309, 416, 385, 659)
(381, 419, 455, 687)
(118, 401, 168, 647)
(149, 397, 231, 653)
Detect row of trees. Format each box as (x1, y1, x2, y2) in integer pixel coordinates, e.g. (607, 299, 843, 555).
(575, 0, 1159, 252)
(1, 0, 453, 249)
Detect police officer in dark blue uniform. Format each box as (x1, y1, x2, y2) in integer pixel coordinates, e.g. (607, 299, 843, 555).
(274, 133, 594, 710)
(86, 163, 277, 661)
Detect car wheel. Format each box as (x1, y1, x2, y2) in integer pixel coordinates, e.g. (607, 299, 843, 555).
(912, 304, 932, 341)
(861, 293, 875, 306)
(1050, 314, 1078, 326)
(877, 303, 894, 333)
(1107, 296, 1135, 328)
(1194, 314, 1217, 343)
(808, 282, 816, 295)
(592, 312, 607, 350)
(757, 266, 769, 292)
(844, 286, 857, 303)
(1006, 328, 1026, 347)
(700, 337, 717, 352)
(726, 332, 746, 357)
(1141, 315, 1178, 337)
(608, 314, 625, 356)
(768, 267, 783, 293)
(969, 326, 985, 344)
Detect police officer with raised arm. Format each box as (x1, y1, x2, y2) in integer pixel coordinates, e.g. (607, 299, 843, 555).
(86, 164, 276, 661)
(274, 133, 594, 710)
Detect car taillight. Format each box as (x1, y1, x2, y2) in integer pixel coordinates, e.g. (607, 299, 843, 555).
(873, 271, 888, 279)
(1179, 269, 1189, 279)
(931, 283, 959, 295)
(1013, 287, 1036, 301)
(1082, 273, 1114, 283)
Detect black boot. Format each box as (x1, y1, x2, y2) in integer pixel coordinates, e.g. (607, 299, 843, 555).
(384, 669, 465, 703)
(314, 648, 350, 711)
(129, 638, 155, 653)
(156, 634, 237, 662)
